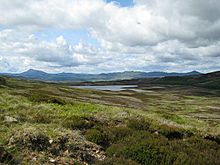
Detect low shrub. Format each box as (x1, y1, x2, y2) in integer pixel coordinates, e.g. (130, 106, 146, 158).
(85, 126, 133, 148)
(28, 134, 51, 151)
(106, 131, 220, 165)
(30, 93, 65, 105)
(0, 77, 6, 86)
(156, 124, 193, 140)
(107, 127, 133, 144)
(127, 118, 193, 140)
(11, 133, 51, 152)
(95, 157, 139, 165)
(32, 113, 52, 124)
(0, 145, 15, 164)
(62, 116, 95, 130)
(204, 135, 220, 144)
(85, 129, 109, 147)
(127, 118, 152, 131)
(106, 132, 165, 165)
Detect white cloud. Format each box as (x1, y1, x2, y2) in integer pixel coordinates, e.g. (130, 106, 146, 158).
(0, 29, 107, 72)
(0, 0, 219, 73)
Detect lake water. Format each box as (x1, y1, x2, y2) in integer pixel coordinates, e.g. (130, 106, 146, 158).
(72, 85, 138, 91)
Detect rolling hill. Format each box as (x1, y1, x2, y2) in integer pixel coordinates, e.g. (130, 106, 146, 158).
(0, 69, 201, 82)
(71, 71, 220, 90)
(157, 71, 220, 89)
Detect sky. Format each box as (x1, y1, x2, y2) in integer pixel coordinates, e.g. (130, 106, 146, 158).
(0, 0, 220, 73)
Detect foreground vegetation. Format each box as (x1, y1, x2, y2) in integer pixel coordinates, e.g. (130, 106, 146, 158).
(0, 76, 220, 164)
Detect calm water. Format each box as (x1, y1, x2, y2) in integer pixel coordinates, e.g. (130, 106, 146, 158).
(72, 85, 138, 91)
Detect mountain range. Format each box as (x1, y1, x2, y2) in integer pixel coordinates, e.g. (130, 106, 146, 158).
(0, 69, 201, 82)
(71, 71, 220, 90)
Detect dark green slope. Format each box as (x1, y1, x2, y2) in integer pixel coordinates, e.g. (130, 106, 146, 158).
(146, 71, 220, 89)
(0, 77, 6, 85)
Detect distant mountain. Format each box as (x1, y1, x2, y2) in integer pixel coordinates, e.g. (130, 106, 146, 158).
(73, 71, 220, 90)
(19, 69, 48, 78)
(0, 69, 202, 82)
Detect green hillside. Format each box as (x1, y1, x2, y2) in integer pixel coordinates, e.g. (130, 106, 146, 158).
(144, 71, 220, 89)
(0, 76, 219, 164)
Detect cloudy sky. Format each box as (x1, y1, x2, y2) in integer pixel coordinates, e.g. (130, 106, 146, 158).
(0, 0, 220, 73)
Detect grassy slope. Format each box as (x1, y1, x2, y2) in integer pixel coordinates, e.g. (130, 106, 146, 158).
(0, 76, 220, 165)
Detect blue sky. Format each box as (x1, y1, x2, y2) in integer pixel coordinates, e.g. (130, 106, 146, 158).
(107, 0, 134, 7)
(0, 0, 219, 73)
(34, 28, 100, 47)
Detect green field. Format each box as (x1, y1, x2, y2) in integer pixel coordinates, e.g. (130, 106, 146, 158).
(0, 76, 220, 165)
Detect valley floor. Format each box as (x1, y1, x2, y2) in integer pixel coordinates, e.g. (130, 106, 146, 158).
(0, 77, 220, 164)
